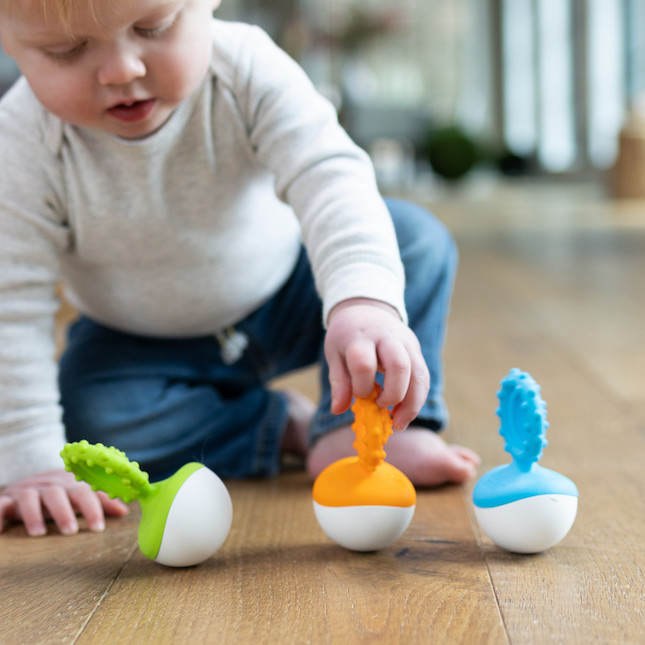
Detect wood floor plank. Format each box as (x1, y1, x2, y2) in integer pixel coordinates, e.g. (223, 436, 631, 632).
(74, 474, 506, 644)
(0, 514, 138, 645)
(483, 547, 645, 643)
(460, 229, 645, 417)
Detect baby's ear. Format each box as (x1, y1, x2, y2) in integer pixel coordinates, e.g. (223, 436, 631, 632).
(211, 0, 222, 11)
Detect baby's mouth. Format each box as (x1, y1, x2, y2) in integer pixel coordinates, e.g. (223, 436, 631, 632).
(107, 99, 156, 123)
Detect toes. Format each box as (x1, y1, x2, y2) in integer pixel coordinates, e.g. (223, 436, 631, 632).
(399, 432, 480, 487)
(416, 451, 476, 487)
(450, 445, 482, 467)
(444, 451, 479, 484)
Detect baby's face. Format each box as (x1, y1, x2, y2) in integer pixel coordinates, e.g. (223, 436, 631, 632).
(0, 0, 219, 139)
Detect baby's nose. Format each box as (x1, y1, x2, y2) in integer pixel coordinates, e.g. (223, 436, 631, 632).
(97, 46, 146, 86)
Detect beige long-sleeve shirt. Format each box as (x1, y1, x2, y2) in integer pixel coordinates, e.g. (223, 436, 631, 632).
(0, 20, 406, 484)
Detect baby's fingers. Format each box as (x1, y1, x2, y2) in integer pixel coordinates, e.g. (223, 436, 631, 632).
(392, 344, 430, 430)
(15, 488, 48, 537)
(376, 338, 412, 408)
(69, 486, 111, 533)
(345, 338, 378, 399)
(0, 495, 18, 533)
(392, 369, 430, 430)
(68, 485, 128, 532)
(97, 491, 129, 518)
(327, 354, 352, 415)
(42, 486, 79, 535)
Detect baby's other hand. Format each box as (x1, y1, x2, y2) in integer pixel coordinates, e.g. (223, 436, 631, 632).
(0, 469, 128, 537)
(324, 297, 430, 430)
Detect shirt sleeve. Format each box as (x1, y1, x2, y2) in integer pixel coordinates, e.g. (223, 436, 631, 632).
(231, 26, 407, 326)
(0, 92, 70, 485)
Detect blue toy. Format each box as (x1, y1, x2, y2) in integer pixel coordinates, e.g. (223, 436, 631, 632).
(472, 368, 578, 553)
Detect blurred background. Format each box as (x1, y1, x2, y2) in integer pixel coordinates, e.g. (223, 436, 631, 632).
(3, 0, 645, 197)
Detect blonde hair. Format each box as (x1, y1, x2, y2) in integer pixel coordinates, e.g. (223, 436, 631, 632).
(1, 0, 101, 28)
(2, 0, 71, 17)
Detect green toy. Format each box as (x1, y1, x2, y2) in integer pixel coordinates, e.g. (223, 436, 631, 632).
(61, 441, 232, 567)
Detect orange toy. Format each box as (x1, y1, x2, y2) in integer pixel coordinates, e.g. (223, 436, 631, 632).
(312, 384, 416, 551)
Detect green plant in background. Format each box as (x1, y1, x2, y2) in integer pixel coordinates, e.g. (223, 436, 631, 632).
(425, 125, 480, 181)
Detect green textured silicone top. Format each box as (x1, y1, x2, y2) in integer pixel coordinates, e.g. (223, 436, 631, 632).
(60, 441, 152, 503)
(60, 441, 205, 559)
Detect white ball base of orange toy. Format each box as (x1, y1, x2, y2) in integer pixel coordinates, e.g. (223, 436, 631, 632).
(313, 502, 415, 552)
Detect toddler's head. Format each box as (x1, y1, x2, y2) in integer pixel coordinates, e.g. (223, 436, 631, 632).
(0, 0, 220, 139)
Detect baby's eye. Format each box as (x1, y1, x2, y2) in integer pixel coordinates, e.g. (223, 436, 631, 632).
(135, 13, 179, 38)
(43, 41, 87, 61)
(135, 25, 166, 37)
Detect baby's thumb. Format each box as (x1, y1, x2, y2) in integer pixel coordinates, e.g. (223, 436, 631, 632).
(327, 354, 352, 415)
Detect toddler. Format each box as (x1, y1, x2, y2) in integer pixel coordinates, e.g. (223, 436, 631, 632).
(0, 0, 479, 537)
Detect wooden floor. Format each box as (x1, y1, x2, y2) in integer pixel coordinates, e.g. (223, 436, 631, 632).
(2, 178, 645, 644)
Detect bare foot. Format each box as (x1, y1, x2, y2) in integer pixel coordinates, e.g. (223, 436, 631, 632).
(306, 426, 480, 487)
(280, 389, 315, 456)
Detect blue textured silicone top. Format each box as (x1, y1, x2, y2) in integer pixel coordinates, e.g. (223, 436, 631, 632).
(472, 461, 578, 507)
(497, 368, 548, 471)
(473, 368, 578, 507)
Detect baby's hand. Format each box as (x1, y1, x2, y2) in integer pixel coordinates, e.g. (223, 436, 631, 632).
(0, 469, 128, 537)
(324, 298, 430, 430)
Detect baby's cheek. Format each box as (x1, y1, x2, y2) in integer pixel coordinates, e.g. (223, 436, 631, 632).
(159, 37, 211, 101)
(32, 77, 98, 127)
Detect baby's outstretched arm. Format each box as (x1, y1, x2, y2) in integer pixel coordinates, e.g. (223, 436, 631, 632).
(324, 298, 430, 430)
(0, 469, 128, 537)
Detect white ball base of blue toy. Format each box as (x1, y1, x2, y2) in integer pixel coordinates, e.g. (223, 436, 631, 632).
(474, 494, 578, 554)
(313, 502, 415, 552)
(155, 467, 233, 567)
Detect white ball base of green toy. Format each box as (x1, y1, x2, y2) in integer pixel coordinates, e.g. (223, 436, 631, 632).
(155, 467, 232, 567)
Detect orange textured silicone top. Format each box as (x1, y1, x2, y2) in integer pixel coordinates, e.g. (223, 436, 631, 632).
(312, 384, 416, 508)
(351, 385, 392, 471)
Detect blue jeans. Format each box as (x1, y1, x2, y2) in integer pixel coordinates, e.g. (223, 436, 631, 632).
(59, 199, 457, 481)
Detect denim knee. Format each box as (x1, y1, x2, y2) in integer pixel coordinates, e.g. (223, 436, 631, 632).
(385, 197, 457, 296)
(58, 317, 289, 481)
